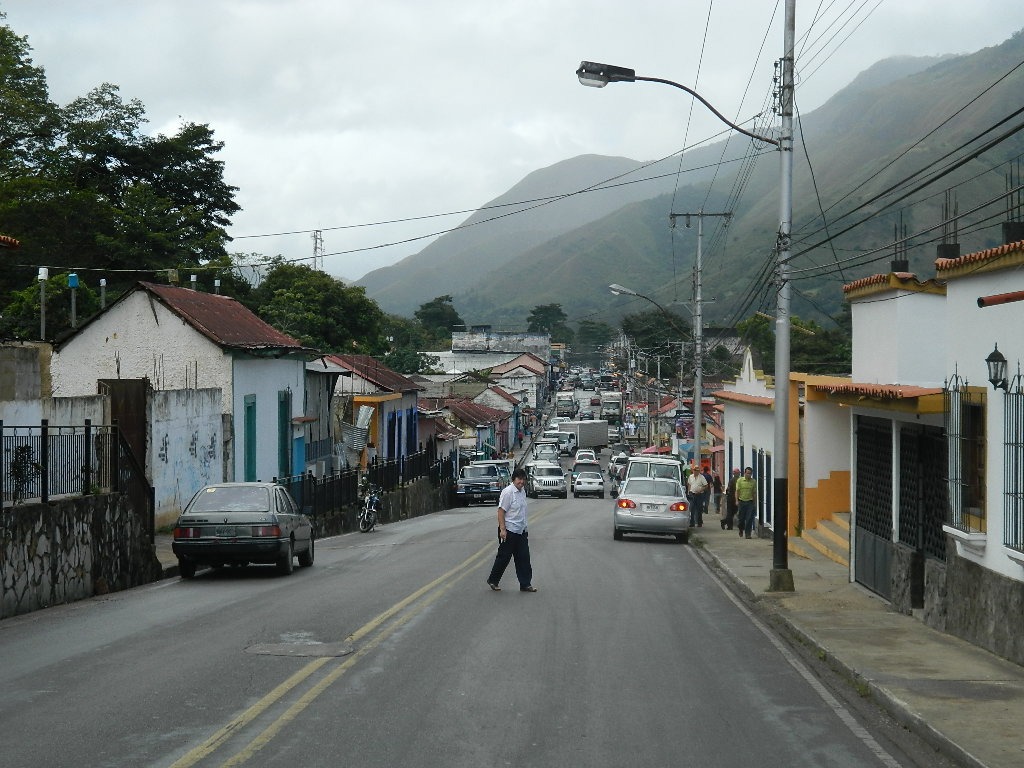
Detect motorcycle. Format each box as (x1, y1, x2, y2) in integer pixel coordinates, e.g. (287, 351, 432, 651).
(359, 483, 380, 532)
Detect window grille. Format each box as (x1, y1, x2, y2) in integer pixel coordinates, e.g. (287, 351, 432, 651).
(943, 374, 985, 533)
(1003, 379, 1024, 552)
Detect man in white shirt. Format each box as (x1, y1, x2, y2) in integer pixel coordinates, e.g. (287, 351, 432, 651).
(486, 468, 537, 592)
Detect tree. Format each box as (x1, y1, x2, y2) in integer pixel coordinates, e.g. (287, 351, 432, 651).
(621, 308, 691, 351)
(527, 303, 574, 345)
(0, 272, 100, 341)
(381, 314, 441, 374)
(736, 311, 851, 376)
(0, 20, 240, 310)
(414, 295, 464, 345)
(574, 320, 615, 367)
(244, 262, 386, 353)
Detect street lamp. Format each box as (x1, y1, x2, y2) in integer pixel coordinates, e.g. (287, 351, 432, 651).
(608, 284, 695, 459)
(584, 2, 796, 593)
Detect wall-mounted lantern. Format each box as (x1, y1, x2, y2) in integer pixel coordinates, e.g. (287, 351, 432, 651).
(986, 344, 1008, 391)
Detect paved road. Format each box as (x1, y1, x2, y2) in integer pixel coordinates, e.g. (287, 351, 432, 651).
(1, 493, 925, 767)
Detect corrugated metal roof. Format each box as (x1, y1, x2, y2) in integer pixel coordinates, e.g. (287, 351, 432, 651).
(140, 282, 313, 353)
(326, 353, 424, 393)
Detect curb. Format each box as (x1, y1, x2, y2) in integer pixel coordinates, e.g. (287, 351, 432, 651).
(691, 542, 987, 768)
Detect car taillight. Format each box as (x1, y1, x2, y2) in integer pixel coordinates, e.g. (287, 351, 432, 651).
(251, 525, 282, 537)
(174, 527, 201, 539)
(616, 499, 636, 509)
(670, 501, 688, 512)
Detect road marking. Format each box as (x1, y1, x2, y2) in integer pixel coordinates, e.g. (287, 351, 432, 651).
(167, 542, 495, 768)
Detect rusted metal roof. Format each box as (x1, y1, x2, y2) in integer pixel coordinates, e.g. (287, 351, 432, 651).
(326, 353, 424, 393)
(0, 234, 20, 248)
(141, 282, 314, 354)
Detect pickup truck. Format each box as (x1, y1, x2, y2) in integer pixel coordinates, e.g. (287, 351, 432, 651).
(451, 464, 505, 506)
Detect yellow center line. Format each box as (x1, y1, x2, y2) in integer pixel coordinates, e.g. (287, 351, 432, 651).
(167, 537, 500, 768)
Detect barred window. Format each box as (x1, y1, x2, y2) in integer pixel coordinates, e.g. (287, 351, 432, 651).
(1003, 389, 1024, 552)
(943, 375, 985, 533)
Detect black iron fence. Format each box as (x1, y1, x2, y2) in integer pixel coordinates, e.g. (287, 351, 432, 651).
(1, 419, 154, 538)
(274, 451, 456, 526)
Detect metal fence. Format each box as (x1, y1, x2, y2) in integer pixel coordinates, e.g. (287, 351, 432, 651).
(275, 451, 456, 525)
(1, 419, 154, 538)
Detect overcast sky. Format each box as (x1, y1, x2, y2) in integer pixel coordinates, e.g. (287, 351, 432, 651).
(4, 1, 1023, 282)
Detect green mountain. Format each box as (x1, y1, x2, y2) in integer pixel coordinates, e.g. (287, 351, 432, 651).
(360, 30, 1024, 329)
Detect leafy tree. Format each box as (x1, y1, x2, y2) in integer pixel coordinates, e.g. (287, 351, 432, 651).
(736, 312, 851, 376)
(244, 262, 386, 353)
(621, 308, 691, 351)
(574, 319, 615, 367)
(527, 303, 574, 345)
(381, 314, 441, 374)
(414, 295, 464, 345)
(0, 19, 240, 316)
(0, 272, 100, 340)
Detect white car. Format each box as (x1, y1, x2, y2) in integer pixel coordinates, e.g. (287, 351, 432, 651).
(575, 449, 598, 463)
(573, 471, 605, 499)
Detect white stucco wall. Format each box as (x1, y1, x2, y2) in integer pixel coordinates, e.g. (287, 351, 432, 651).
(851, 288, 945, 385)
(944, 266, 1024, 579)
(51, 291, 232, 409)
(802, 398, 851, 488)
(231, 356, 306, 482)
(150, 388, 223, 522)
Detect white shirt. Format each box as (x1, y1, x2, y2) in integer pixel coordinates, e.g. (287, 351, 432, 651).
(498, 483, 528, 534)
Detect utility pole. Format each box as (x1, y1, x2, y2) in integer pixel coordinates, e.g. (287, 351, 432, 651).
(312, 229, 324, 271)
(670, 210, 730, 468)
(770, 0, 797, 592)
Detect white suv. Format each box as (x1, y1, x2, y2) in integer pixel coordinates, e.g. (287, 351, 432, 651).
(526, 461, 567, 499)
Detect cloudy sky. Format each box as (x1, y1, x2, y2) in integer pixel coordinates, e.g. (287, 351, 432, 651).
(4, 1, 1023, 282)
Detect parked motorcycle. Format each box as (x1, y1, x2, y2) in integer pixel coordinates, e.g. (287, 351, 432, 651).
(359, 483, 380, 532)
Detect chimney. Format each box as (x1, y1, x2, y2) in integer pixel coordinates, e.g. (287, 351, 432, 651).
(891, 258, 909, 273)
(1002, 221, 1024, 245)
(935, 243, 960, 261)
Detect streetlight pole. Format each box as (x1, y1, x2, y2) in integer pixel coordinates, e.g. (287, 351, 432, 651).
(581, 23, 795, 591)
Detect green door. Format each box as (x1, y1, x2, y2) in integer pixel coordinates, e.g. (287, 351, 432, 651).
(244, 394, 257, 482)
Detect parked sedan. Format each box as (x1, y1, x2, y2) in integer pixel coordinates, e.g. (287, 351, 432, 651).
(611, 477, 690, 543)
(573, 471, 605, 499)
(172, 482, 315, 578)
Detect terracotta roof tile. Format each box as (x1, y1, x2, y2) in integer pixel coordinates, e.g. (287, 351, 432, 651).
(326, 353, 424, 393)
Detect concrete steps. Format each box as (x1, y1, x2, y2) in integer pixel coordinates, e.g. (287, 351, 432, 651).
(797, 511, 850, 567)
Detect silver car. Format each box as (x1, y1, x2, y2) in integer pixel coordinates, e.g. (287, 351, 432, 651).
(611, 477, 690, 543)
(172, 482, 315, 577)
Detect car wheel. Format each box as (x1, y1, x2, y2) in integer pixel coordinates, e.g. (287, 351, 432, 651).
(613, 528, 623, 541)
(178, 559, 197, 579)
(298, 537, 315, 567)
(600, 492, 605, 499)
(676, 531, 690, 544)
(277, 540, 294, 575)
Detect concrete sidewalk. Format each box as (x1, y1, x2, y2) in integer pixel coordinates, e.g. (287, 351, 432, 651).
(692, 515, 1024, 768)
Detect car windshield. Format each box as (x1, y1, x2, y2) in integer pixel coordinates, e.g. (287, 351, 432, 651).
(576, 472, 602, 481)
(462, 466, 496, 478)
(188, 485, 270, 513)
(621, 479, 683, 497)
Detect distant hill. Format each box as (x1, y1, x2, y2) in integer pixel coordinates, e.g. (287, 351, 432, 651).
(359, 30, 1024, 328)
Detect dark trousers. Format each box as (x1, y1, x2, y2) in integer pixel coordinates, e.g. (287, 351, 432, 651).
(738, 499, 756, 536)
(487, 529, 532, 588)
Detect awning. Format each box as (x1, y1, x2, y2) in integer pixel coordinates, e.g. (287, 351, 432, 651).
(641, 445, 673, 454)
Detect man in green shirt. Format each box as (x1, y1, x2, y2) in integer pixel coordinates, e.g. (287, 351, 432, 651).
(735, 466, 757, 539)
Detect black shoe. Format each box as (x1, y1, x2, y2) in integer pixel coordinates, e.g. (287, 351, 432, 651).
(745, 534, 752, 539)
(520, 585, 538, 592)
(487, 582, 501, 591)
(720, 521, 726, 530)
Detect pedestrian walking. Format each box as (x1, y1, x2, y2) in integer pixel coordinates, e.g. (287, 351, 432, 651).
(722, 468, 740, 529)
(711, 471, 723, 516)
(486, 468, 537, 592)
(735, 467, 757, 539)
(687, 467, 709, 527)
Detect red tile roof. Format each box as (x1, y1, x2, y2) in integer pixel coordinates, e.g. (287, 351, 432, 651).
(714, 390, 775, 407)
(935, 238, 1024, 278)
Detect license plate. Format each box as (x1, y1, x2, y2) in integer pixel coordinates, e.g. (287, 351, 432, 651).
(215, 525, 237, 537)
(642, 504, 662, 513)
(473, 494, 482, 499)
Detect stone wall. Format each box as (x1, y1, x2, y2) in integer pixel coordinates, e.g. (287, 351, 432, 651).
(311, 476, 450, 538)
(1, 494, 162, 619)
(921, 541, 1024, 667)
